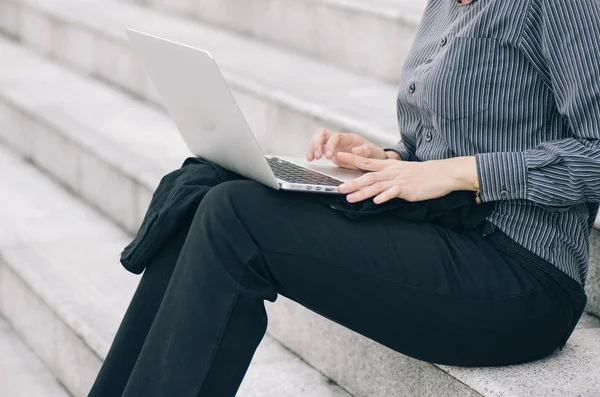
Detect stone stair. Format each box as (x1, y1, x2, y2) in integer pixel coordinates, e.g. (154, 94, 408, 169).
(0, 0, 599, 396)
(0, 0, 401, 155)
(0, 316, 71, 397)
(125, 0, 426, 82)
(0, 144, 352, 397)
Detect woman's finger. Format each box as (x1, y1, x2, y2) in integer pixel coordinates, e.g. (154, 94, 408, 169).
(373, 184, 402, 204)
(346, 180, 395, 203)
(331, 157, 362, 171)
(314, 128, 333, 160)
(324, 133, 342, 159)
(338, 170, 393, 194)
(351, 144, 371, 158)
(336, 152, 390, 172)
(307, 128, 330, 160)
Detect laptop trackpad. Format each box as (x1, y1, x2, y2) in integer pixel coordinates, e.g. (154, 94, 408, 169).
(276, 155, 368, 183)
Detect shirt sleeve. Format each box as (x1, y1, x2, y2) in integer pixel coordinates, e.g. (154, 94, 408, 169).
(475, 0, 600, 206)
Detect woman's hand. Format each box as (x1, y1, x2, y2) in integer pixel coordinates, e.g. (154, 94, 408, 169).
(305, 128, 399, 170)
(336, 153, 478, 204)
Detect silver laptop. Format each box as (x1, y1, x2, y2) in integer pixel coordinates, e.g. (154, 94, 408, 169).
(126, 29, 367, 194)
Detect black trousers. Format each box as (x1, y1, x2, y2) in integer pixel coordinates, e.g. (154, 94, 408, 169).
(88, 164, 573, 397)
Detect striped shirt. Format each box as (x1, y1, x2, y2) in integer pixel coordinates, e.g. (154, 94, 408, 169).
(383, 0, 600, 288)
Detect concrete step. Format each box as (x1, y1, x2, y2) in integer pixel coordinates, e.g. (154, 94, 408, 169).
(269, 289, 600, 397)
(0, 316, 71, 397)
(587, 234, 600, 325)
(1, 34, 600, 397)
(0, 35, 187, 234)
(130, 0, 426, 82)
(0, 143, 353, 397)
(0, 0, 399, 151)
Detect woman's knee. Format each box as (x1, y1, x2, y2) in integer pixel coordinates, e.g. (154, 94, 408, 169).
(203, 179, 267, 206)
(184, 180, 270, 271)
(192, 180, 271, 227)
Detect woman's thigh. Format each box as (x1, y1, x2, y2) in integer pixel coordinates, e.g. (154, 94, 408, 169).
(200, 178, 567, 367)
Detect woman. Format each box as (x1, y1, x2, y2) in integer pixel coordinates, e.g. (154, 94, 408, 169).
(89, 0, 600, 396)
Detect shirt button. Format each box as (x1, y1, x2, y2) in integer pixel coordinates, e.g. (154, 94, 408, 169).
(500, 189, 509, 199)
(440, 37, 447, 46)
(424, 131, 433, 142)
(408, 83, 416, 94)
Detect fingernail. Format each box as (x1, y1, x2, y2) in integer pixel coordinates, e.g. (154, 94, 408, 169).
(314, 150, 319, 157)
(326, 151, 332, 157)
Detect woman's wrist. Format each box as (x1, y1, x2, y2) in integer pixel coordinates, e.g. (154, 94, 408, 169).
(384, 150, 402, 161)
(444, 156, 478, 191)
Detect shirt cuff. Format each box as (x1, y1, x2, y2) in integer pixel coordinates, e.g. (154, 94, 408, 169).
(382, 141, 414, 162)
(475, 152, 528, 202)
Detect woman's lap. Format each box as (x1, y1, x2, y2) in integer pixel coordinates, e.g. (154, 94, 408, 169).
(197, 178, 567, 366)
(90, 166, 570, 396)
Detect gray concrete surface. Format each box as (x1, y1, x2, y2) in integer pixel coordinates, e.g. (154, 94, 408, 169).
(0, 143, 352, 397)
(439, 327, 600, 397)
(0, 317, 71, 397)
(586, 230, 600, 318)
(136, 0, 425, 82)
(0, 0, 400, 150)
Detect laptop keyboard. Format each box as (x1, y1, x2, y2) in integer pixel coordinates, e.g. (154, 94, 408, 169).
(266, 157, 344, 186)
